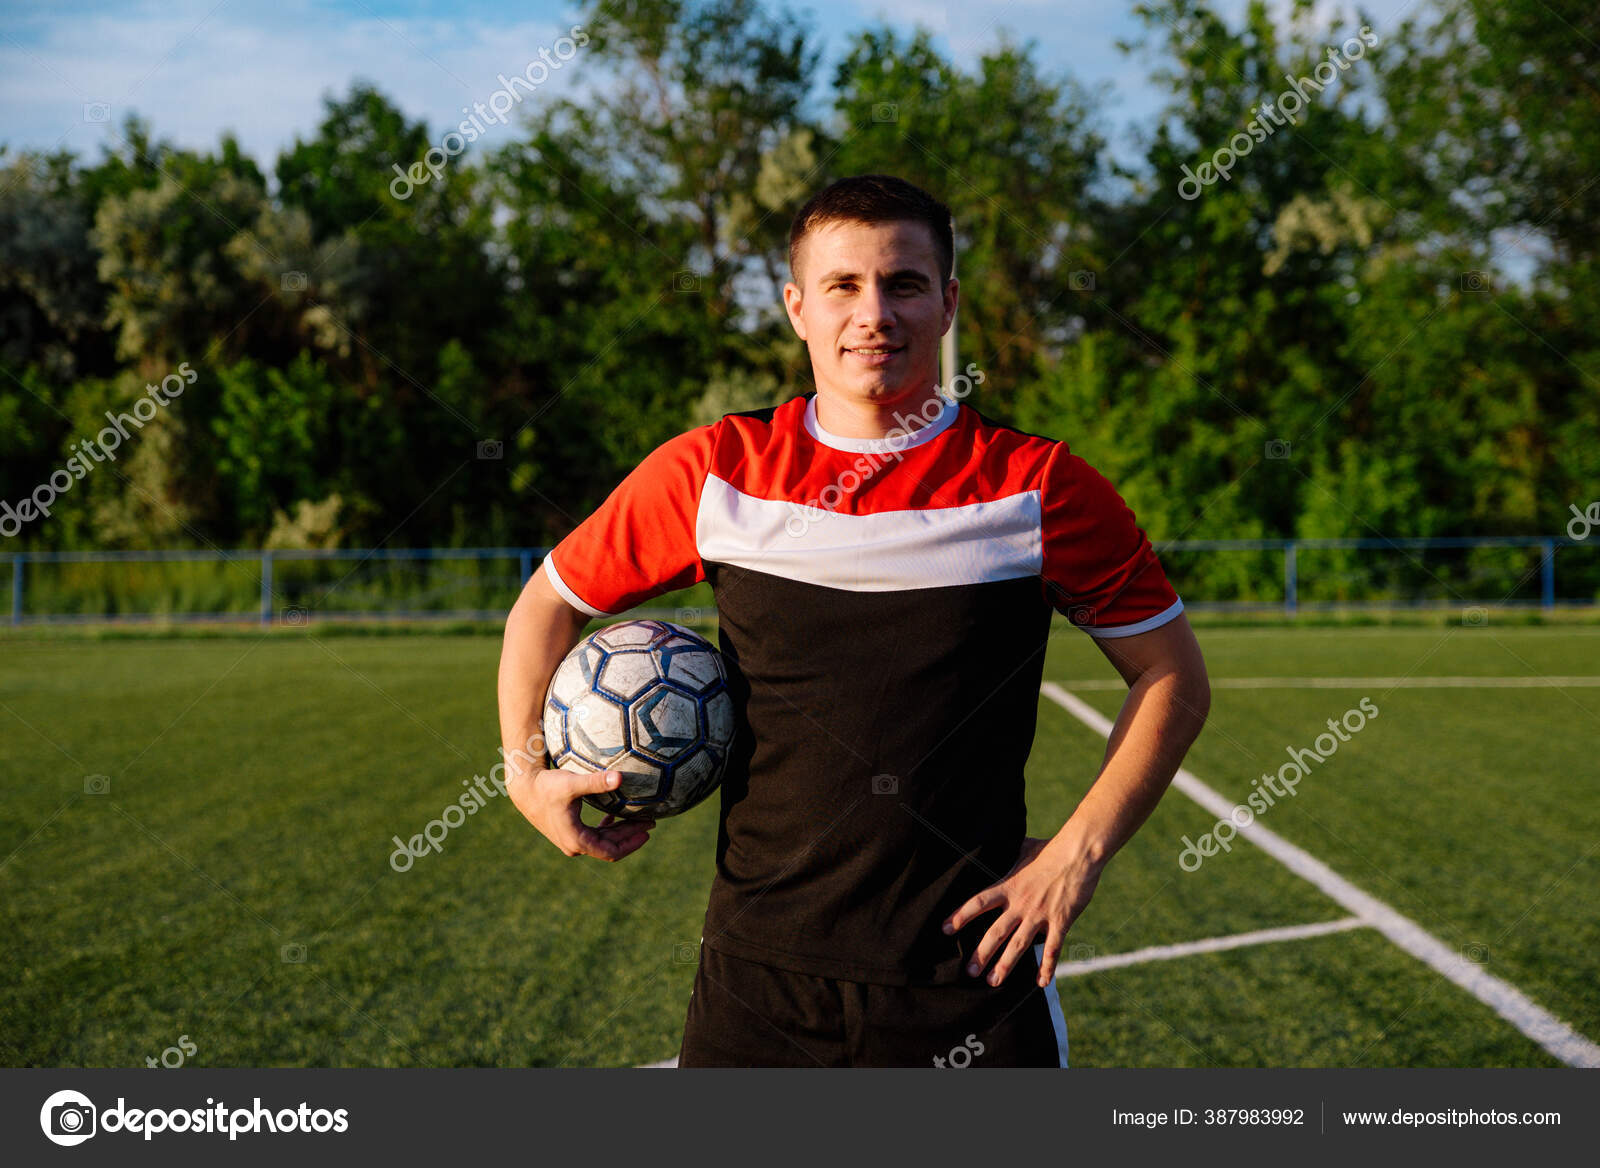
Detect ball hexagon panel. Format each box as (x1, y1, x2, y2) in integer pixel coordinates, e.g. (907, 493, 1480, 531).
(630, 684, 702, 763)
(669, 747, 718, 801)
(703, 689, 735, 746)
(593, 622, 660, 651)
(596, 647, 660, 702)
(542, 698, 570, 756)
(659, 641, 725, 691)
(568, 695, 630, 765)
(549, 645, 603, 706)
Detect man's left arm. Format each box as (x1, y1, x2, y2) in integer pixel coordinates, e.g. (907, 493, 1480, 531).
(942, 612, 1211, 987)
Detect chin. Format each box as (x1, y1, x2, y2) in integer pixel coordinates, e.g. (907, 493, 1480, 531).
(843, 371, 916, 398)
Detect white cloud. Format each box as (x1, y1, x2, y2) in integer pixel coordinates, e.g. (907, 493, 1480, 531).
(0, 0, 595, 172)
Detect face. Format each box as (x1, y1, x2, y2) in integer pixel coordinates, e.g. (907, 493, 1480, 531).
(783, 219, 957, 411)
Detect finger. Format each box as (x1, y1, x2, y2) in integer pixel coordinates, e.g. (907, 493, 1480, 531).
(594, 820, 654, 844)
(988, 919, 1042, 987)
(571, 824, 626, 861)
(577, 819, 655, 861)
(565, 768, 624, 799)
(967, 914, 1019, 976)
(1037, 924, 1063, 988)
(944, 887, 1005, 934)
(605, 831, 654, 861)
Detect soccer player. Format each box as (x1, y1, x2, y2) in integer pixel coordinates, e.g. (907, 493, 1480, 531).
(497, 174, 1211, 1067)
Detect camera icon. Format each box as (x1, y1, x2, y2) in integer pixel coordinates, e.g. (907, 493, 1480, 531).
(476, 439, 504, 460)
(673, 941, 698, 964)
(280, 942, 307, 964)
(281, 605, 309, 626)
(83, 102, 110, 123)
(280, 270, 308, 292)
(47, 1096, 97, 1145)
(872, 102, 899, 123)
(1068, 270, 1095, 291)
(871, 773, 899, 795)
(673, 607, 710, 626)
(1460, 270, 1491, 292)
(1462, 942, 1488, 965)
(1068, 605, 1096, 626)
(673, 271, 700, 292)
(1462, 607, 1488, 627)
(1066, 942, 1096, 962)
(83, 774, 111, 795)
(1265, 438, 1292, 459)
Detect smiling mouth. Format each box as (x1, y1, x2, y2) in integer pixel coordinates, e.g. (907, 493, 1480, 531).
(844, 344, 905, 357)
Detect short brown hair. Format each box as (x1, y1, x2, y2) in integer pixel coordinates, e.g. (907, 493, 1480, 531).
(788, 174, 953, 286)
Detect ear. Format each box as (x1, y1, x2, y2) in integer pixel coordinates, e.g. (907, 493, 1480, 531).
(783, 281, 808, 341)
(941, 276, 959, 335)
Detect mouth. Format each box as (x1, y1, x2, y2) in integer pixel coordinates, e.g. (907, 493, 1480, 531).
(843, 343, 906, 367)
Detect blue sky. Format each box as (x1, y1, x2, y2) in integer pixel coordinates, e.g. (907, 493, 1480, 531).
(0, 0, 1422, 175)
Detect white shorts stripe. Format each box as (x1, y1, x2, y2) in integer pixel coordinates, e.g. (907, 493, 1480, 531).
(1034, 942, 1070, 1067)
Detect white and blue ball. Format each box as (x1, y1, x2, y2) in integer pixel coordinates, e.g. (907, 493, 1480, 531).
(543, 619, 735, 819)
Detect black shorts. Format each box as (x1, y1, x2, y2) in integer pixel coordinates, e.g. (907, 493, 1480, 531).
(678, 942, 1070, 1067)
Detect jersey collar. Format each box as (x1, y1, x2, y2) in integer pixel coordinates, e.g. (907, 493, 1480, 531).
(802, 392, 960, 454)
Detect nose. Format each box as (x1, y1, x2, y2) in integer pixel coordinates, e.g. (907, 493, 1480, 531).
(851, 281, 895, 330)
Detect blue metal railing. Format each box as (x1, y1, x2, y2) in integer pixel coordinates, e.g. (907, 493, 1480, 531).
(0, 546, 548, 626)
(0, 537, 1589, 625)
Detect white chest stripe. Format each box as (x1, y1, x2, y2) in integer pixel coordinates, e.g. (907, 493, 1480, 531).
(695, 473, 1044, 592)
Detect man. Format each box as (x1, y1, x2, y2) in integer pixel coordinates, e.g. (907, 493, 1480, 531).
(498, 174, 1210, 1067)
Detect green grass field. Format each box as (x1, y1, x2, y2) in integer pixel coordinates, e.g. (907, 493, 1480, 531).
(2, 622, 1597, 1067)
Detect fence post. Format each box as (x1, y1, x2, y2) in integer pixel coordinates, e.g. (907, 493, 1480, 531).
(520, 549, 534, 585)
(260, 550, 273, 626)
(1284, 541, 1298, 614)
(1541, 539, 1555, 611)
(10, 556, 21, 626)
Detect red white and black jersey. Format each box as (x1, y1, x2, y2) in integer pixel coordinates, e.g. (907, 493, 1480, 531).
(543, 392, 1182, 985)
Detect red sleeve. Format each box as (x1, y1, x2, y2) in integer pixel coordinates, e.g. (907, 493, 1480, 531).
(1039, 442, 1183, 637)
(542, 424, 716, 617)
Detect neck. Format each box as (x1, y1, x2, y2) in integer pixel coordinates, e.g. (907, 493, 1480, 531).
(813, 386, 946, 440)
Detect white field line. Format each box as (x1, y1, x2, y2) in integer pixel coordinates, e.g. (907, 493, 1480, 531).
(1056, 917, 1367, 976)
(1040, 683, 1600, 1069)
(1050, 676, 1600, 690)
(641, 1057, 678, 1068)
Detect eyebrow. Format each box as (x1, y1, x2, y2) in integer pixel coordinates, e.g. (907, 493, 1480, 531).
(816, 268, 932, 286)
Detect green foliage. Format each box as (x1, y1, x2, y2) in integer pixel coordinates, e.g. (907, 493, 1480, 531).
(0, 0, 1593, 612)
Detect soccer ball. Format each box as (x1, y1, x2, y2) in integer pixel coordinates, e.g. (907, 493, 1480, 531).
(542, 620, 736, 819)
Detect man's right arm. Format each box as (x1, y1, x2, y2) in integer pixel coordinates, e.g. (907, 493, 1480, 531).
(497, 564, 655, 862)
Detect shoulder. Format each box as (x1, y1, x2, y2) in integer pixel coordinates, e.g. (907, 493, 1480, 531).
(699, 393, 809, 476)
(948, 404, 1132, 514)
(949, 402, 1062, 491)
